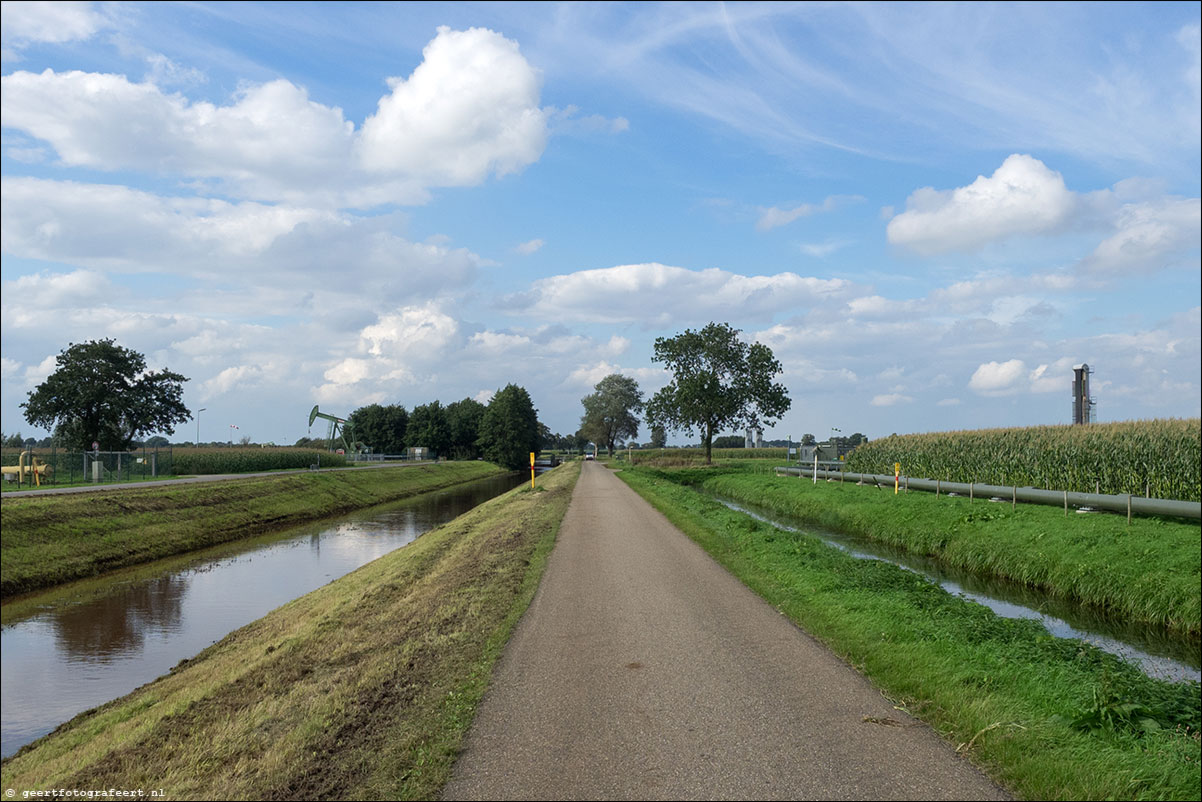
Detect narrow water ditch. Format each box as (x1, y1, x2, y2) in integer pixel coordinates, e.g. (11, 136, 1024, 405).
(0, 471, 526, 758)
(713, 495, 1201, 685)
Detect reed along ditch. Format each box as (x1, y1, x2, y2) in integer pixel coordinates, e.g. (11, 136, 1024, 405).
(714, 495, 1200, 684)
(0, 470, 527, 758)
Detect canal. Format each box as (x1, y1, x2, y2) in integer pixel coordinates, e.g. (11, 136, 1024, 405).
(715, 496, 1201, 685)
(0, 471, 526, 758)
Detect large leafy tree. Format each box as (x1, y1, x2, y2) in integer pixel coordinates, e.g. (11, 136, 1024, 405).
(22, 339, 190, 451)
(645, 322, 791, 464)
(579, 373, 643, 457)
(477, 384, 539, 470)
(347, 403, 408, 454)
(445, 397, 487, 459)
(408, 400, 452, 457)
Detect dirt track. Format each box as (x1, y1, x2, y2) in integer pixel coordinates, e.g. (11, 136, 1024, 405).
(443, 460, 1009, 800)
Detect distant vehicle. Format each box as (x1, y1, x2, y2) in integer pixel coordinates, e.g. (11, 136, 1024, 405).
(585, 453, 595, 460)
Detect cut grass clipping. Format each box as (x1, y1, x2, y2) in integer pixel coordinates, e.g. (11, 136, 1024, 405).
(618, 465, 1200, 802)
(1, 461, 504, 597)
(1, 461, 580, 800)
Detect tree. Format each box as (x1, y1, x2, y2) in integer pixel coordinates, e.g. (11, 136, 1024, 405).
(645, 322, 790, 465)
(649, 425, 667, 449)
(579, 374, 643, 456)
(348, 403, 408, 454)
(445, 398, 486, 459)
(477, 384, 539, 470)
(22, 339, 190, 451)
(713, 435, 744, 449)
(800, 433, 816, 446)
(408, 401, 451, 456)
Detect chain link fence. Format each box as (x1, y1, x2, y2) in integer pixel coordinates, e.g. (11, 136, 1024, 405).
(1, 445, 174, 489)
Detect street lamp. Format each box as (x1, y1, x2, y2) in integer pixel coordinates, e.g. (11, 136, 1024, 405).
(196, 408, 206, 447)
(831, 427, 841, 459)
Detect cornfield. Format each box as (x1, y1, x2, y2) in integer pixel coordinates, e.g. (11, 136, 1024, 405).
(172, 448, 348, 475)
(844, 419, 1201, 502)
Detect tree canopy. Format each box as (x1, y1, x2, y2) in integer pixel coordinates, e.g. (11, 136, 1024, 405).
(645, 322, 790, 464)
(445, 398, 487, 460)
(408, 400, 452, 457)
(477, 384, 539, 470)
(22, 339, 190, 451)
(579, 373, 643, 456)
(347, 403, 408, 455)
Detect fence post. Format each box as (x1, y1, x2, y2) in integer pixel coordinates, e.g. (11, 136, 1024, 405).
(970, 482, 974, 503)
(936, 478, 940, 498)
(1012, 486, 1016, 510)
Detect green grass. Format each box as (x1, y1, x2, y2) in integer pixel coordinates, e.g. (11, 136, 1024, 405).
(1, 462, 505, 597)
(695, 468, 1201, 634)
(616, 465, 1201, 801)
(1, 462, 580, 800)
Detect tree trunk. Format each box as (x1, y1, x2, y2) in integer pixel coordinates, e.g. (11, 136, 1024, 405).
(704, 421, 713, 465)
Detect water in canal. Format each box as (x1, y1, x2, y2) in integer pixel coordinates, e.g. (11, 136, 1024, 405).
(0, 471, 525, 758)
(715, 497, 1201, 685)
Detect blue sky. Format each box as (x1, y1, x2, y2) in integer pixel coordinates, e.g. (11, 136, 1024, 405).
(2, 1, 1199, 446)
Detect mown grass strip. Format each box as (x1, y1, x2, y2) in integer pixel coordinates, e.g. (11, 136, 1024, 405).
(697, 469, 1201, 634)
(1, 462, 504, 597)
(0, 461, 580, 800)
(617, 466, 1200, 801)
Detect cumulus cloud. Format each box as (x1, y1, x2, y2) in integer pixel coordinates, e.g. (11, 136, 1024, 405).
(887, 154, 1077, 253)
(871, 393, 914, 407)
(516, 238, 545, 254)
(508, 263, 854, 325)
(968, 359, 1028, 393)
(1, 27, 548, 206)
(1, 1, 108, 52)
(356, 27, 546, 186)
(1078, 197, 1201, 275)
(1, 178, 483, 303)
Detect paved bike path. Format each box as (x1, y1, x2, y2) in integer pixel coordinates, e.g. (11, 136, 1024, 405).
(443, 460, 1009, 800)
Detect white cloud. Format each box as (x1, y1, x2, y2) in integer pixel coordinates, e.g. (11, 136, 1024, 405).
(1, 1, 107, 50)
(1, 27, 548, 206)
(516, 238, 545, 254)
(510, 263, 854, 325)
(871, 393, 914, 407)
(1, 178, 483, 305)
(756, 195, 858, 232)
(936, 398, 961, 407)
(968, 359, 1028, 394)
(356, 26, 546, 188)
(1078, 197, 1201, 275)
(2, 269, 111, 307)
(887, 154, 1077, 253)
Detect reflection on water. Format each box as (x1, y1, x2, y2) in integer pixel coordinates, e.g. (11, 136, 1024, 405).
(1, 471, 524, 758)
(715, 497, 1201, 685)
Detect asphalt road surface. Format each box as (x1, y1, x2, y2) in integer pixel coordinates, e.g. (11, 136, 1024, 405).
(443, 460, 1010, 801)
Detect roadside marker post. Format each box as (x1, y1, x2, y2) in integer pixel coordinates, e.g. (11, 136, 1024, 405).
(530, 452, 536, 489)
(894, 462, 900, 495)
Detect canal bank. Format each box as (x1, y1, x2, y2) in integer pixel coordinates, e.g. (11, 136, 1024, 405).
(1, 461, 505, 597)
(1, 470, 529, 757)
(1, 461, 579, 799)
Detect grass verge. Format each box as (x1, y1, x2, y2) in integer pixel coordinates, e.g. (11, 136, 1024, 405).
(618, 465, 1200, 801)
(699, 467, 1200, 634)
(0, 460, 580, 799)
(1, 462, 504, 597)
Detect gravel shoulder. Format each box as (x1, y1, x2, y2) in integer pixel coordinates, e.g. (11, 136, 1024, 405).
(443, 460, 1010, 800)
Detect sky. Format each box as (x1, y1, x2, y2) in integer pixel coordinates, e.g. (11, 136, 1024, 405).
(1, 1, 1199, 447)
